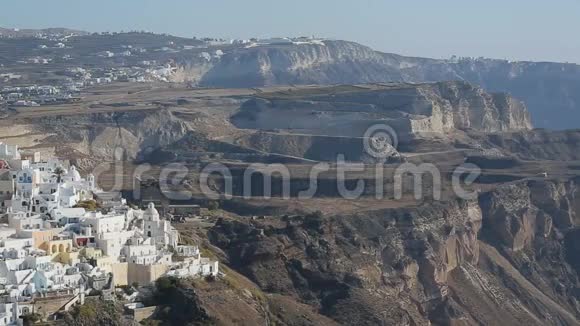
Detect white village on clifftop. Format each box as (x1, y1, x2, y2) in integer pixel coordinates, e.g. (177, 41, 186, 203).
(0, 142, 218, 325)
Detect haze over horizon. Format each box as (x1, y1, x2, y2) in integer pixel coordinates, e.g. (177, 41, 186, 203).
(1, 0, 579, 64)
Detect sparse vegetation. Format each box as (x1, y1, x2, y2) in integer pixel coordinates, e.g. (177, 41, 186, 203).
(118, 284, 136, 295)
(63, 300, 123, 326)
(53, 166, 66, 183)
(149, 276, 213, 325)
(21, 313, 42, 326)
(74, 200, 100, 211)
(207, 201, 220, 211)
(199, 246, 217, 260)
(140, 320, 162, 326)
(220, 265, 266, 303)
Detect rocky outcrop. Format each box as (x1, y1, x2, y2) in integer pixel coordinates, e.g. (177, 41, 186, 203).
(169, 80, 531, 165)
(0, 96, 255, 168)
(232, 81, 532, 138)
(35, 109, 191, 164)
(235, 132, 404, 163)
(193, 40, 580, 129)
(4, 31, 578, 129)
(209, 200, 484, 324)
(199, 40, 406, 88)
(425, 60, 580, 130)
(208, 178, 580, 325)
(421, 82, 532, 132)
(478, 179, 580, 323)
(483, 129, 580, 161)
(480, 179, 579, 250)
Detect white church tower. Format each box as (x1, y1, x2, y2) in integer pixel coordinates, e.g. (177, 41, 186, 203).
(88, 173, 96, 190)
(142, 203, 178, 248)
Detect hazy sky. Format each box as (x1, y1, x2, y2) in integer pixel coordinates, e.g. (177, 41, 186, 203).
(2, 0, 579, 63)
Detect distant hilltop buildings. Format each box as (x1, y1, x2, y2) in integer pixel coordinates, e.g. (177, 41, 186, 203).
(238, 36, 327, 48)
(0, 143, 218, 325)
(0, 27, 85, 41)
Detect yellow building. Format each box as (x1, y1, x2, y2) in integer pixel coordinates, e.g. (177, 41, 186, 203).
(29, 229, 59, 250)
(127, 263, 169, 286)
(94, 255, 116, 273)
(57, 251, 81, 265)
(41, 239, 73, 255)
(80, 247, 103, 260)
(111, 263, 129, 286)
(108, 262, 169, 287)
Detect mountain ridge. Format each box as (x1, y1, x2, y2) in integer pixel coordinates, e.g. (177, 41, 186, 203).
(192, 39, 580, 130)
(2, 27, 579, 129)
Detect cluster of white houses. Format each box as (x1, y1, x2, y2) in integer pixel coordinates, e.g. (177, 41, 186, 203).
(0, 143, 218, 325)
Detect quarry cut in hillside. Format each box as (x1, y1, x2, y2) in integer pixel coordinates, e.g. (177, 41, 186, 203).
(0, 81, 535, 170)
(188, 39, 580, 130)
(232, 81, 532, 138)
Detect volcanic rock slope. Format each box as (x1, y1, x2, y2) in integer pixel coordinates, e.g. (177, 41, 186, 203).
(209, 178, 580, 325)
(2, 32, 579, 129)
(195, 40, 580, 130)
(0, 80, 535, 169)
(232, 81, 532, 136)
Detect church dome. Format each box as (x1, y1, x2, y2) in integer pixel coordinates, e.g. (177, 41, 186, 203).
(143, 202, 160, 221)
(69, 165, 82, 182)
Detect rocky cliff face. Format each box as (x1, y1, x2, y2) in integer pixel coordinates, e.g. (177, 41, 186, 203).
(199, 41, 406, 88)
(421, 60, 580, 130)
(191, 40, 580, 129)
(0, 109, 194, 170)
(3, 31, 576, 129)
(0, 80, 534, 169)
(478, 179, 580, 323)
(208, 178, 580, 325)
(209, 200, 482, 325)
(481, 129, 580, 161)
(232, 81, 532, 137)
(421, 81, 532, 132)
(45, 109, 190, 161)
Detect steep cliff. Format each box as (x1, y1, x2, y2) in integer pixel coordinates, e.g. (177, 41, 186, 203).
(207, 179, 580, 325)
(420, 60, 580, 130)
(199, 41, 407, 88)
(0, 81, 534, 170)
(194, 40, 580, 129)
(3, 31, 578, 129)
(481, 129, 580, 161)
(478, 179, 580, 323)
(33, 109, 192, 167)
(232, 81, 532, 137)
(209, 200, 482, 325)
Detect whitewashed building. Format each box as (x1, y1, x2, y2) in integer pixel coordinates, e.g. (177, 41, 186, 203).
(0, 147, 219, 324)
